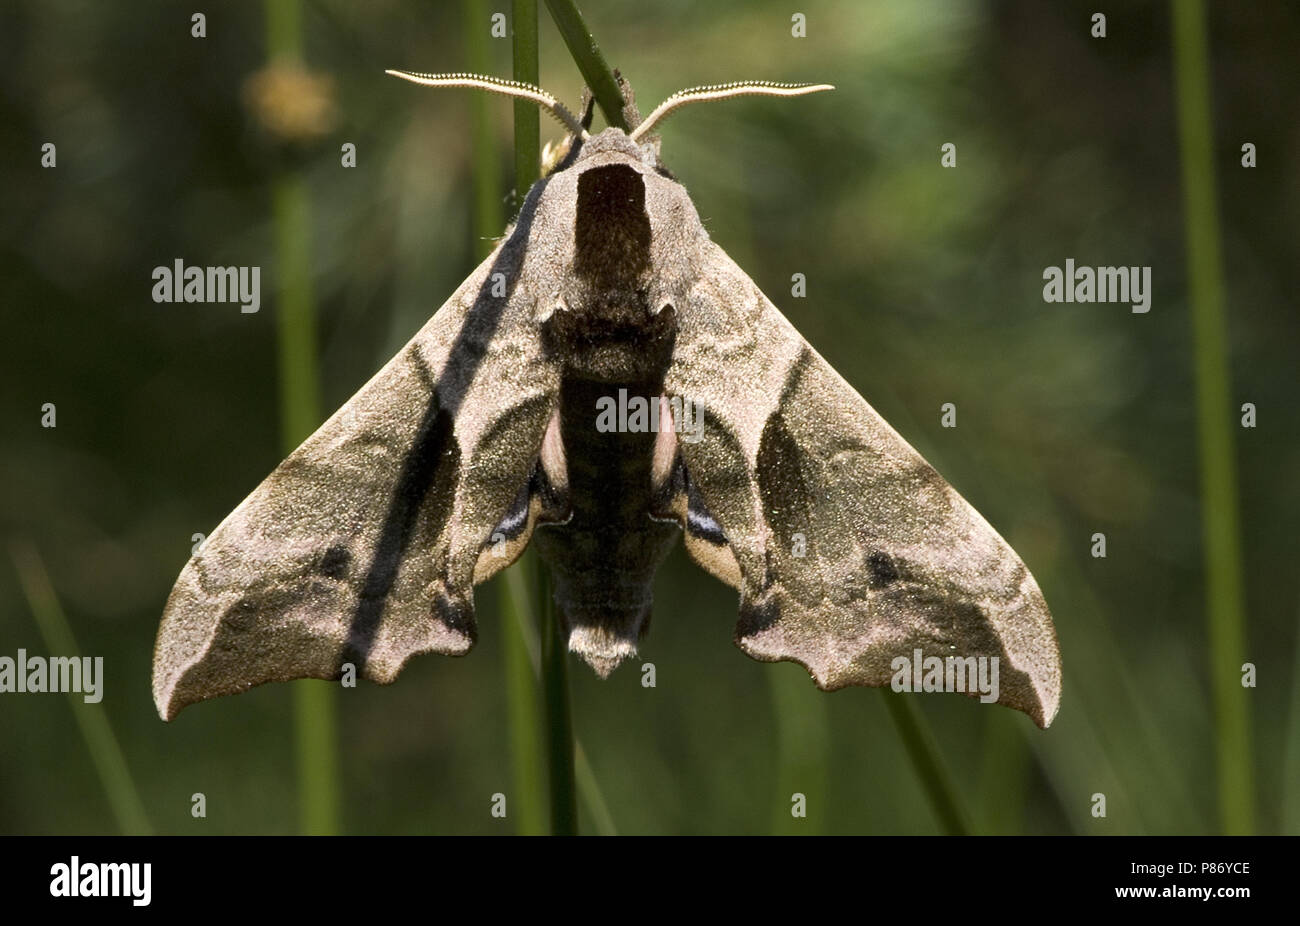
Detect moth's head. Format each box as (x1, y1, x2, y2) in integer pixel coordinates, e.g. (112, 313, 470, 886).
(384, 69, 833, 178)
(385, 69, 832, 384)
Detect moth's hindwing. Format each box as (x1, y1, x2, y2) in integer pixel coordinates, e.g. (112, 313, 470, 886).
(152, 235, 560, 720)
(665, 241, 1061, 727)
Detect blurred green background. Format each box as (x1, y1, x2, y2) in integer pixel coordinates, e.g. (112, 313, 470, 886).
(1, 0, 1297, 835)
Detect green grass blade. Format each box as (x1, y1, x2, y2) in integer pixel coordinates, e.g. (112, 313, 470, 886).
(512, 0, 541, 211)
(504, 560, 617, 835)
(882, 692, 973, 835)
(1283, 598, 1300, 834)
(501, 563, 547, 835)
(574, 742, 616, 835)
(466, 0, 504, 262)
(769, 664, 828, 834)
(543, 0, 628, 130)
(978, 711, 1028, 834)
(266, 0, 341, 836)
(538, 566, 578, 834)
(513, 0, 578, 836)
(11, 542, 152, 836)
(465, 0, 549, 837)
(1170, 0, 1254, 836)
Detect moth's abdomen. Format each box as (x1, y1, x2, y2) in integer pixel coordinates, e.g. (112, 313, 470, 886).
(531, 375, 680, 677)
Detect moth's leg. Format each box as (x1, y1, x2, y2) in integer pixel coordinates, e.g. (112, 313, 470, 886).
(435, 388, 559, 627)
(649, 396, 742, 588)
(473, 409, 572, 583)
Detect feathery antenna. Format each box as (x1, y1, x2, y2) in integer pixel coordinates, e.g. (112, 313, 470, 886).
(385, 70, 588, 139)
(630, 81, 835, 142)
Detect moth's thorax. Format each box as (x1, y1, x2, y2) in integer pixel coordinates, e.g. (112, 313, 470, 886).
(542, 287, 676, 383)
(540, 131, 686, 383)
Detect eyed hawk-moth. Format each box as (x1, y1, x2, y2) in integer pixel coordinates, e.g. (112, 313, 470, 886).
(152, 71, 1061, 728)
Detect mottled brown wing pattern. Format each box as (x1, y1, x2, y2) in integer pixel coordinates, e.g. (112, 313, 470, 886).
(665, 241, 1061, 727)
(152, 229, 560, 720)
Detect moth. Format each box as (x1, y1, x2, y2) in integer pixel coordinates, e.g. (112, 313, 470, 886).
(153, 71, 1061, 727)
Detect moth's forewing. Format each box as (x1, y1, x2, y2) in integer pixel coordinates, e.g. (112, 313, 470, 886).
(662, 239, 1061, 727)
(152, 221, 561, 720)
